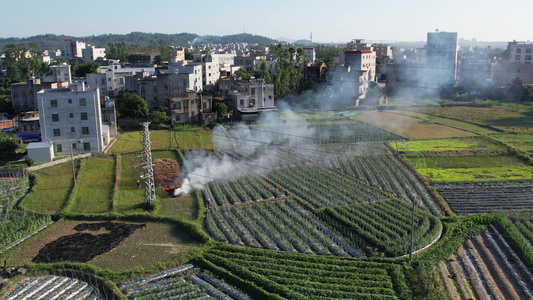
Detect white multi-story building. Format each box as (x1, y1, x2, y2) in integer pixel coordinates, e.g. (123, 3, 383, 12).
(82, 45, 106, 62)
(36, 84, 105, 158)
(344, 50, 377, 97)
(64, 39, 86, 59)
(346, 39, 373, 51)
(42, 63, 72, 84)
(87, 69, 126, 97)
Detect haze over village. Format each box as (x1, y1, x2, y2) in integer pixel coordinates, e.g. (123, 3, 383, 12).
(1, 1, 533, 298)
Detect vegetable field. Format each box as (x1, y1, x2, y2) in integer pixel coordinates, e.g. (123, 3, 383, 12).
(437, 186, 533, 215)
(321, 198, 442, 257)
(4, 275, 101, 300)
(322, 154, 443, 216)
(267, 164, 386, 207)
(118, 264, 252, 300)
(198, 244, 411, 300)
(438, 225, 533, 299)
(205, 198, 362, 257)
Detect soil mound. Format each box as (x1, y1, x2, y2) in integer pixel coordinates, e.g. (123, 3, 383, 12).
(153, 158, 181, 187)
(32, 222, 145, 263)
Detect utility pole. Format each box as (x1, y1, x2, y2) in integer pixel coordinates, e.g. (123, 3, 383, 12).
(135, 122, 156, 208)
(70, 144, 76, 184)
(409, 195, 416, 261)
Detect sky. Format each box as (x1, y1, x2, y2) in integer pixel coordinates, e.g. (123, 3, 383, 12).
(1, 0, 532, 43)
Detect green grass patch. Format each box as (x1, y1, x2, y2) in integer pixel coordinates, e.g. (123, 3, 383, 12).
(115, 153, 144, 213)
(405, 154, 533, 182)
(156, 194, 196, 222)
(22, 163, 77, 214)
(107, 131, 143, 154)
(70, 157, 115, 214)
(170, 130, 215, 149)
(396, 137, 504, 153)
(491, 133, 533, 152)
(352, 111, 475, 139)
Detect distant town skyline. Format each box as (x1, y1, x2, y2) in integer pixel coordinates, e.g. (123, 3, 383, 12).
(2, 0, 532, 43)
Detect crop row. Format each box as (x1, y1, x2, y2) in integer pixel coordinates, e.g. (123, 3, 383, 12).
(438, 187, 533, 215)
(0, 176, 29, 209)
(442, 225, 533, 299)
(4, 275, 100, 300)
(324, 154, 443, 216)
(119, 264, 252, 300)
(0, 210, 51, 250)
(321, 198, 442, 257)
(199, 244, 410, 300)
(202, 175, 285, 207)
(285, 142, 393, 161)
(495, 212, 533, 269)
(205, 198, 362, 257)
(267, 164, 385, 207)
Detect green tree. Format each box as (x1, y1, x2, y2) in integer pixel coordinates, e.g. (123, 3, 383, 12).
(213, 101, 228, 122)
(74, 61, 100, 77)
(258, 60, 272, 82)
(3, 43, 47, 81)
(150, 107, 170, 123)
(235, 69, 252, 80)
(0, 132, 20, 159)
(116, 91, 149, 118)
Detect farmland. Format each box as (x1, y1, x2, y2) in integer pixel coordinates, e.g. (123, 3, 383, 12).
(3, 104, 533, 300)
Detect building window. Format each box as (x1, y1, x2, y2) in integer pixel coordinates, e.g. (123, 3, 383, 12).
(56, 144, 62, 153)
(175, 115, 180, 122)
(516, 55, 521, 60)
(526, 55, 532, 61)
(203, 102, 207, 110)
(83, 142, 90, 151)
(53, 128, 61, 136)
(240, 99, 244, 107)
(81, 112, 88, 120)
(71, 127, 75, 132)
(251, 88, 255, 95)
(79, 98, 86, 106)
(68, 99, 72, 104)
(82, 127, 89, 134)
(52, 114, 59, 122)
(527, 49, 533, 54)
(50, 99, 58, 107)
(517, 48, 522, 53)
(72, 143, 77, 149)
(69, 113, 74, 118)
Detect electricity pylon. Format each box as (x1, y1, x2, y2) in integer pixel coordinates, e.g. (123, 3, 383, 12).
(135, 122, 156, 208)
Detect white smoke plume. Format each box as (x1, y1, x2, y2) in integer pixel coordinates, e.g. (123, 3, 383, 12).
(174, 104, 318, 196)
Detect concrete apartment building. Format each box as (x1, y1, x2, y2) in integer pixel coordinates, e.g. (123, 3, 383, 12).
(11, 78, 69, 111)
(373, 45, 393, 60)
(31, 84, 106, 162)
(82, 45, 106, 63)
(424, 31, 459, 88)
(343, 50, 377, 98)
(130, 64, 203, 111)
(87, 69, 127, 97)
(43, 63, 72, 84)
(234, 55, 276, 74)
(167, 91, 216, 124)
(221, 77, 276, 121)
(507, 41, 533, 64)
(64, 39, 86, 59)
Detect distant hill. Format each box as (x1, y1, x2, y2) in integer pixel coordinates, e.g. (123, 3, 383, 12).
(0, 32, 279, 52)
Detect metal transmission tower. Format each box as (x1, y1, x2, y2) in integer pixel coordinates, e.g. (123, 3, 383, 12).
(136, 122, 156, 208)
